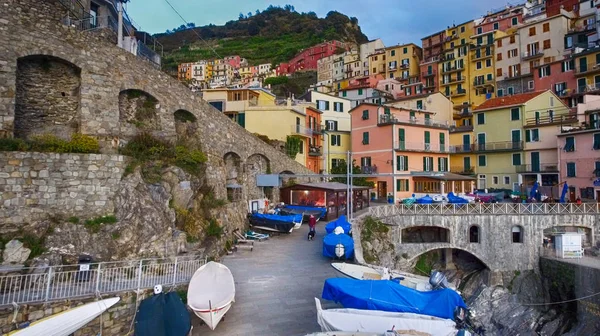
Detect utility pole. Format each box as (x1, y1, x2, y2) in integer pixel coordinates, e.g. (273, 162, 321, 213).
(346, 151, 350, 217)
(117, 0, 124, 48)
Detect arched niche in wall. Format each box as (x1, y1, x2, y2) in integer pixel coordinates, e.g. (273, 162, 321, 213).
(173, 109, 199, 145)
(118, 89, 161, 141)
(246, 153, 271, 200)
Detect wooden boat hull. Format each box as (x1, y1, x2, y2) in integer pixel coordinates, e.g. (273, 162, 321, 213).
(187, 262, 235, 331)
(331, 263, 432, 291)
(192, 300, 233, 330)
(8, 297, 120, 336)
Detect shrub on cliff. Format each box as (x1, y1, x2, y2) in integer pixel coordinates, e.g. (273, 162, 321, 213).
(0, 134, 100, 154)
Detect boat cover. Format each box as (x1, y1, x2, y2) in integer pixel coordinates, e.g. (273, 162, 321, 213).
(323, 233, 354, 259)
(415, 195, 433, 204)
(249, 213, 301, 232)
(447, 192, 468, 204)
(135, 292, 191, 336)
(325, 215, 352, 234)
(322, 278, 467, 320)
(187, 262, 236, 310)
(283, 205, 327, 219)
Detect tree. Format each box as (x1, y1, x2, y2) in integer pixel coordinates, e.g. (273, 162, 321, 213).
(255, 9, 260, 15)
(248, 21, 260, 36)
(247, 11, 253, 17)
(186, 22, 196, 28)
(239, 13, 245, 20)
(330, 160, 375, 187)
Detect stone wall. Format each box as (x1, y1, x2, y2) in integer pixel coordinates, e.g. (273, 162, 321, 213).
(354, 212, 600, 272)
(0, 152, 127, 231)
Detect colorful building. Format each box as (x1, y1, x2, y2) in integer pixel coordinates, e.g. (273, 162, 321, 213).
(557, 94, 600, 201)
(420, 30, 445, 94)
(384, 43, 422, 88)
(439, 20, 474, 111)
(202, 88, 275, 126)
(338, 85, 391, 108)
(350, 103, 471, 201)
(276, 40, 348, 76)
(177, 62, 193, 81)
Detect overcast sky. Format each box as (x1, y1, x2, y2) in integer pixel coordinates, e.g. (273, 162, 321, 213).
(126, 0, 511, 45)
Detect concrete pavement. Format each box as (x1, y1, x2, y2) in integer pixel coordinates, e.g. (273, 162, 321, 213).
(192, 223, 346, 336)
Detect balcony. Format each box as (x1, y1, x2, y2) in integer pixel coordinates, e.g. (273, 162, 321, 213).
(450, 166, 475, 175)
(291, 125, 321, 137)
(521, 51, 544, 61)
(442, 76, 466, 85)
(505, 68, 532, 79)
(474, 141, 524, 153)
(453, 110, 473, 119)
(361, 166, 378, 174)
(445, 34, 459, 42)
(575, 63, 600, 75)
(378, 114, 449, 130)
(576, 84, 600, 95)
(422, 70, 437, 77)
(515, 163, 559, 173)
(524, 113, 578, 127)
(449, 144, 475, 153)
(395, 141, 448, 153)
(449, 125, 474, 133)
(472, 52, 493, 61)
(473, 78, 493, 88)
(308, 146, 322, 156)
(420, 56, 440, 65)
(441, 65, 463, 74)
(423, 82, 436, 89)
(454, 88, 467, 96)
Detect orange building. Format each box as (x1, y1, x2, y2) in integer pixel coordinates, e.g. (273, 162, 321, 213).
(178, 62, 193, 81)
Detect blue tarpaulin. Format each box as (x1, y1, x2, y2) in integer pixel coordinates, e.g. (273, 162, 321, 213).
(325, 215, 352, 234)
(415, 195, 433, 204)
(134, 292, 191, 336)
(530, 181, 539, 199)
(447, 192, 468, 204)
(283, 205, 327, 219)
(322, 278, 467, 320)
(322, 233, 354, 259)
(251, 213, 302, 223)
(560, 183, 568, 203)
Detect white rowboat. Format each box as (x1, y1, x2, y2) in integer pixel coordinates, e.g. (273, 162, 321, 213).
(315, 298, 457, 336)
(331, 263, 433, 291)
(8, 297, 120, 336)
(187, 261, 235, 330)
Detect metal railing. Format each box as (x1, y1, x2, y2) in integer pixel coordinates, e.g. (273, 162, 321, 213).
(515, 163, 559, 173)
(70, 15, 118, 32)
(0, 256, 205, 306)
(422, 71, 437, 77)
(524, 114, 578, 126)
(449, 125, 474, 133)
(379, 115, 449, 129)
(361, 166, 378, 174)
(57, 0, 87, 20)
(474, 141, 524, 152)
(449, 144, 475, 153)
(577, 84, 600, 94)
(450, 166, 475, 174)
(368, 203, 600, 217)
(522, 51, 544, 60)
(575, 63, 600, 75)
(308, 146, 322, 156)
(395, 141, 447, 153)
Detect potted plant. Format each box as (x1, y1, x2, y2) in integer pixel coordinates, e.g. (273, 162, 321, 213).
(370, 192, 376, 201)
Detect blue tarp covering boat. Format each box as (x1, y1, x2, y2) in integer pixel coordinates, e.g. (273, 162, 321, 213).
(415, 195, 434, 204)
(280, 205, 327, 221)
(249, 213, 302, 233)
(323, 233, 354, 259)
(134, 292, 192, 336)
(322, 278, 467, 320)
(447, 192, 469, 204)
(325, 215, 352, 234)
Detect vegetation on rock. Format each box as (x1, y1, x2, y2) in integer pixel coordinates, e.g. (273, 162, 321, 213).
(269, 71, 317, 97)
(330, 159, 376, 187)
(84, 215, 118, 233)
(0, 134, 100, 154)
(361, 216, 390, 264)
(155, 5, 368, 72)
(284, 135, 303, 159)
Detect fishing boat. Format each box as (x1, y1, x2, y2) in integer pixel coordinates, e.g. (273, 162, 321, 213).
(187, 261, 235, 330)
(323, 231, 354, 260)
(315, 298, 458, 335)
(279, 204, 327, 221)
(331, 263, 434, 291)
(8, 297, 120, 336)
(322, 278, 467, 320)
(135, 290, 192, 336)
(248, 212, 303, 233)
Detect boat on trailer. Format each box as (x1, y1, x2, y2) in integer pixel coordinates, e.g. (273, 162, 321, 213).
(248, 212, 303, 233)
(331, 263, 435, 291)
(279, 204, 327, 221)
(187, 261, 235, 330)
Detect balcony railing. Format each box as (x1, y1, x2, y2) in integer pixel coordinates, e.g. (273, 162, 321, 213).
(70, 15, 118, 32)
(449, 144, 475, 153)
(575, 63, 600, 75)
(57, 0, 88, 20)
(524, 114, 578, 126)
(395, 141, 447, 153)
(453, 110, 473, 119)
(455, 88, 467, 95)
(442, 76, 465, 85)
(473, 78, 492, 87)
(378, 114, 449, 129)
(505, 68, 532, 79)
(576, 84, 600, 94)
(422, 71, 437, 77)
(472, 52, 493, 60)
(515, 163, 559, 173)
(474, 141, 524, 152)
(441, 65, 464, 73)
(291, 125, 319, 137)
(368, 203, 600, 216)
(361, 166, 378, 174)
(308, 146, 322, 156)
(449, 125, 474, 133)
(521, 51, 544, 60)
(450, 166, 475, 174)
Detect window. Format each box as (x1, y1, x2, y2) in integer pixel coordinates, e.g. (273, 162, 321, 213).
(504, 176, 510, 185)
(510, 35, 516, 44)
(333, 102, 344, 112)
(396, 155, 408, 171)
(512, 226, 523, 243)
(594, 133, 600, 150)
(564, 136, 575, 152)
(362, 110, 369, 120)
(539, 65, 551, 78)
(423, 156, 434, 171)
(496, 68, 503, 77)
(508, 87, 514, 95)
(526, 129, 540, 142)
(493, 22, 499, 30)
(326, 120, 338, 131)
(360, 157, 372, 167)
(439, 133, 445, 152)
(358, 88, 363, 95)
(362, 132, 369, 145)
(497, 88, 504, 97)
(566, 162, 576, 177)
(438, 157, 449, 172)
(543, 22, 550, 32)
(317, 100, 330, 110)
(477, 113, 485, 125)
(543, 39, 551, 49)
(497, 39, 503, 48)
(596, 161, 600, 177)
(486, 59, 492, 67)
(424, 131, 431, 145)
(512, 153, 521, 166)
(342, 91, 347, 97)
(477, 27, 483, 34)
(529, 27, 536, 36)
(331, 134, 341, 146)
(511, 107, 520, 120)
(476, 61, 482, 69)
(469, 226, 480, 243)
(331, 158, 342, 168)
(508, 49, 518, 58)
(493, 176, 499, 184)
(396, 179, 409, 192)
(478, 155, 487, 167)
(512, 17, 518, 26)
(461, 26, 465, 33)
(403, 47, 408, 54)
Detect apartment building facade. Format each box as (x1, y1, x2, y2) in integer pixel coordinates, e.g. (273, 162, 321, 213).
(420, 30, 445, 94)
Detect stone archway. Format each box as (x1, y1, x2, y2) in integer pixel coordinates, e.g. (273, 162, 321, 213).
(408, 246, 490, 273)
(15, 55, 82, 140)
(280, 170, 296, 187)
(223, 152, 243, 202)
(173, 109, 199, 146)
(246, 153, 271, 200)
(118, 89, 160, 141)
(401, 226, 451, 243)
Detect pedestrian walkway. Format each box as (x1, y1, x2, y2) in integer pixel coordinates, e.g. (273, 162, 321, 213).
(192, 223, 345, 336)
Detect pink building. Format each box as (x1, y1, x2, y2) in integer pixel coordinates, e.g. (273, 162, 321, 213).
(350, 103, 472, 201)
(557, 95, 600, 201)
(224, 55, 242, 69)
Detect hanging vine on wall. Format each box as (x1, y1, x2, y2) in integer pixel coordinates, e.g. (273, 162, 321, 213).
(285, 135, 303, 159)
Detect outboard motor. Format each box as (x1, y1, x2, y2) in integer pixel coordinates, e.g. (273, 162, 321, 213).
(429, 270, 450, 290)
(335, 243, 345, 258)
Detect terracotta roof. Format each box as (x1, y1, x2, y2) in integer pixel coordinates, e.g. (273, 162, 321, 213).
(473, 91, 547, 111)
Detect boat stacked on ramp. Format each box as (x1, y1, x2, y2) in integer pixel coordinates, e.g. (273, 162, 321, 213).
(8, 297, 120, 336)
(331, 262, 434, 291)
(187, 261, 235, 330)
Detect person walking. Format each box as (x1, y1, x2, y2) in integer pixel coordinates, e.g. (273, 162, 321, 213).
(307, 214, 316, 241)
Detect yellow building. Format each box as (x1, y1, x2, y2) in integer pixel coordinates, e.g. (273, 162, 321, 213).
(384, 43, 422, 82)
(201, 88, 275, 126)
(472, 90, 567, 191)
(469, 29, 506, 108)
(439, 21, 474, 110)
(573, 49, 600, 94)
(368, 49, 386, 78)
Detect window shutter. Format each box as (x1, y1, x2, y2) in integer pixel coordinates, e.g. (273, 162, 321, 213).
(396, 155, 401, 171)
(334, 121, 338, 130)
(404, 156, 409, 171)
(396, 179, 401, 192)
(423, 157, 427, 171)
(438, 157, 442, 172)
(440, 133, 445, 144)
(538, 67, 542, 78)
(399, 128, 405, 141)
(526, 130, 531, 142)
(547, 66, 551, 76)
(405, 179, 409, 191)
(425, 131, 430, 143)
